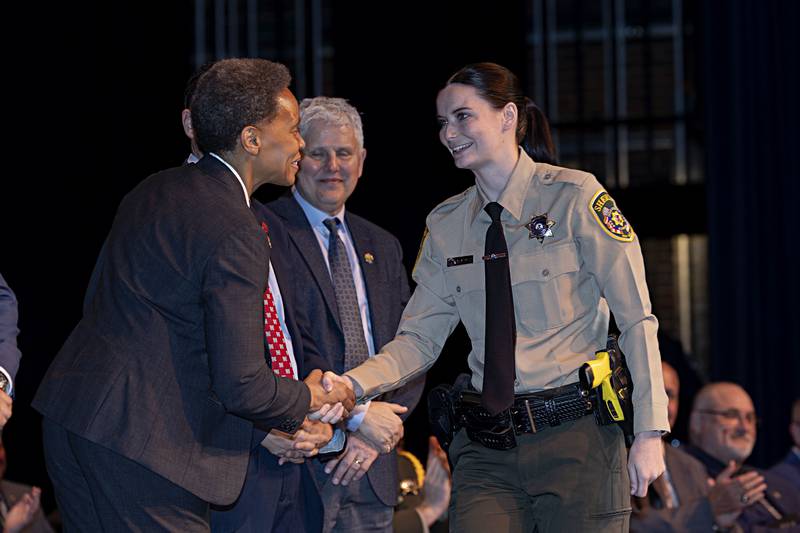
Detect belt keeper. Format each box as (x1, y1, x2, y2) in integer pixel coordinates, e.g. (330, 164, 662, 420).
(544, 398, 561, 426)
(524, 399, 537, 433)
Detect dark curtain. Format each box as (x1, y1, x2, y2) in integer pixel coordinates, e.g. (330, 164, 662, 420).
(703, 0, 800, 467)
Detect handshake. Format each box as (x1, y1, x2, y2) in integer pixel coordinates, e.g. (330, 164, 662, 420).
(303, 369, 356, 423)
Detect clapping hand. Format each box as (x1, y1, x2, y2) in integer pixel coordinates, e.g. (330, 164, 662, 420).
(708, 461, 767, 528)
(4, 486, 41, 533)
(304, 369, 355, 423)
(415, 436, 452, 527)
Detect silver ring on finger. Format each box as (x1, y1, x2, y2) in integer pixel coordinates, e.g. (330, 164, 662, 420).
(740, 494, 750, 504)
(353, 458, 363, 466)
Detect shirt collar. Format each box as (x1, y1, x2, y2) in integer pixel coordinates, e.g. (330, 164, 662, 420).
(210, 152, 250, 207)
(186, 152, 200, 164)
(292, 187, 346, 232)
(468, 147, 536, 227)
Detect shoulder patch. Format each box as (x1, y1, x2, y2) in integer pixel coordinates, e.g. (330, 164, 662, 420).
(413, 227, 430, 273)
(589, 190, 634, 242)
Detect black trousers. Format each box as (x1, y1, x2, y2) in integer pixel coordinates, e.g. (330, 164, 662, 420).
(448, 414, 631, 533)
(42, 418, 210, 532)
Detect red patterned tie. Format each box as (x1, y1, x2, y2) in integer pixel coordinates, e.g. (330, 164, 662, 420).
(261, 222, 295, 380)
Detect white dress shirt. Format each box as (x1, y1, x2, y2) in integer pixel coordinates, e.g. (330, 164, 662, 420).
(293, 188, 374, 428)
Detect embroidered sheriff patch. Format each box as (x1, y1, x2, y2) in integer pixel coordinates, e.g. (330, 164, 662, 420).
(413, 227, 430, 273)
(589, 190, 634, 242)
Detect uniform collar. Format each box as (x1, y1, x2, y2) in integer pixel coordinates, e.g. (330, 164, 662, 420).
(468, 147, 537, 227)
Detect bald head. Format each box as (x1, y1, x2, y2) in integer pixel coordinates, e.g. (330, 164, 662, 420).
(689, 382, 756, 465)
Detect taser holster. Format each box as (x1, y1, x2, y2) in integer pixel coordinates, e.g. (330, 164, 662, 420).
(579, 334, 635, 445)
(427, 373, 472, 452)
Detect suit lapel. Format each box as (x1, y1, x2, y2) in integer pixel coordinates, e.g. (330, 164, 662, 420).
(272, 194, 342, 331)
(346, 213, 388, 349)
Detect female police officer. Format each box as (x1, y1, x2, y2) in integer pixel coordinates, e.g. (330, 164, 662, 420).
(343, 63, 669, 532)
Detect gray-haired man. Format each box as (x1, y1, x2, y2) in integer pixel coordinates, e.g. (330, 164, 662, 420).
(268, 97, 424, 532)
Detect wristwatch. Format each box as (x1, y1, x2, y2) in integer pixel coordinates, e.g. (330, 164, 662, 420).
(0, 373, 10, 396)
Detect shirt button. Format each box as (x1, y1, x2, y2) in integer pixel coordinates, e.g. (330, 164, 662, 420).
(542, 269, 550, 277)
(456, 286, 462, 293)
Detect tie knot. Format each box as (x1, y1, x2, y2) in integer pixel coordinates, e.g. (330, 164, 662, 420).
(485, 202, 504, 222)
(323, 218, 340, 234)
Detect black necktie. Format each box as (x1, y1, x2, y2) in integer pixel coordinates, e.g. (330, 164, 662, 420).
(323, 218, 370, 370)
(482, 202, 516, 415)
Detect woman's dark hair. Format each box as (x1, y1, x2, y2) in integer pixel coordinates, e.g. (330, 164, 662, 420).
(447, 62, 557, 165)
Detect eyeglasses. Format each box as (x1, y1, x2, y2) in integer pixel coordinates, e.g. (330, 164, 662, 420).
(696, 408, 759, 426)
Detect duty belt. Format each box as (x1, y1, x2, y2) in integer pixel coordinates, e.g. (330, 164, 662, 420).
(455, 382, 593, 450)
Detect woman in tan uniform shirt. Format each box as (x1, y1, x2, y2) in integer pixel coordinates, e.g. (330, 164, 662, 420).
(341, 63, 669, 532)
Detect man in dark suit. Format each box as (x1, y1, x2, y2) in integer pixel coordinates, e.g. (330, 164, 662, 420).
(33, 58, 353, 531)
(269, 96, 424, 532)
(768, 398, 800, 492)
(179, 67, 336, 532)
(210, 205, 334, 533)
(0, 273, 22, 428)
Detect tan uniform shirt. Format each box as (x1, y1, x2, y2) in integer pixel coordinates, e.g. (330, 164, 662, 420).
(347, 150, 669, 434)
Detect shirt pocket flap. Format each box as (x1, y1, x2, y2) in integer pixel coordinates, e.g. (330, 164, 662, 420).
(443, 262, 483, 295)
(511, 241, 580, 284)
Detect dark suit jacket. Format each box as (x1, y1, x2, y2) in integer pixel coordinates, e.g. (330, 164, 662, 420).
(0, 273, 22, 381)
(1, 480, 54, 533)
(769, 450, 800, 492)
(212, 202, 325, 532)
(268, 192, 424, 507)
(630, 445, 714, 532)
(32, 156, 310, 505)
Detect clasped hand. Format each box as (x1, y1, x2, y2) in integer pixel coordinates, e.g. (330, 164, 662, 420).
(357, 401, 407, 454)
(304, 369, 355, 423)
(261, 417, 334, 465)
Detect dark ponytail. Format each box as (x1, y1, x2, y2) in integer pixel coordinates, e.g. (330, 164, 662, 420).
(521, 97, 557, 165)
(446, 63, 557, 165)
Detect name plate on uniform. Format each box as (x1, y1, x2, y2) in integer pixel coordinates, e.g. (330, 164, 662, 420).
(446, 255, 474, 267)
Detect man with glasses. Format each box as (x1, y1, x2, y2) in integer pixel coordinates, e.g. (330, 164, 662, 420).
(687, 382, 800, 530)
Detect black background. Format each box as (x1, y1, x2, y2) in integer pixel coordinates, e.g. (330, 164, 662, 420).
(1, 0, 798, 515)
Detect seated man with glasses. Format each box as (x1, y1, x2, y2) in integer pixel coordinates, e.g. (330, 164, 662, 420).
(686, 382, 800, 530)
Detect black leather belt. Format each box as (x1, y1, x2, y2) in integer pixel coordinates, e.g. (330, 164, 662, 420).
(455, 382, 594, 450)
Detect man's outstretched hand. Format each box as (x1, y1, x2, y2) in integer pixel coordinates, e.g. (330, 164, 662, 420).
(305, 369, 355, 423)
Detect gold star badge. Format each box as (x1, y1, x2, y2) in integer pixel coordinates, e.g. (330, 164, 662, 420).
(364, 252, 375, 264)
(525, 214, 556, 243)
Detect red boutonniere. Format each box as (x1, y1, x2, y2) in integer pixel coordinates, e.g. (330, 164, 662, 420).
(260, 222, 272, 248)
